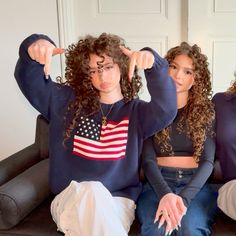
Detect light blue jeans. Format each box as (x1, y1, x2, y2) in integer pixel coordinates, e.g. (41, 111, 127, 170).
(136, 167, 217, 236)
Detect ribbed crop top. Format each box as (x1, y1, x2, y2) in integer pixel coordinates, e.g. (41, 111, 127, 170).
(154, 107, 193, 157)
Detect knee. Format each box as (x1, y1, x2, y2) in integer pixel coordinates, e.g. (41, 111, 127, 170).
(180, 214, 198, 232)
(141, 223, 156, 236)
(80, 181, 103, 189)
(78, 181, 107, 194)
(179, 216, 211, 236)
(140, 222, 165, 236)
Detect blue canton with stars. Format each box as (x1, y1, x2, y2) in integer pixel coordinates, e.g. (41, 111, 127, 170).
(76, 116, 101, 141)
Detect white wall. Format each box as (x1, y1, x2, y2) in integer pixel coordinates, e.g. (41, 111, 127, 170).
(0, 0, 61, 160)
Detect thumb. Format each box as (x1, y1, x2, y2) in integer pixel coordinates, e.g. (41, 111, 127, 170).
(53, 47, 65, 56)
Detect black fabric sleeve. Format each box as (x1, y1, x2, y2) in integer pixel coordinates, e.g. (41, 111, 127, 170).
(142, 137, 172, 198)
(179, 130, 216, 206)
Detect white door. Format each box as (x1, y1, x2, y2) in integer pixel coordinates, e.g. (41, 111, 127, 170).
(57, 0, 184, 100)
(58, 0, 236, 95)
(188, 0, 236, 93)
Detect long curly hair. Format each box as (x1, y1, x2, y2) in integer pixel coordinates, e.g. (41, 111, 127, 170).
(60, 33, 142, 140)
(154, 42, 215, 162)
(226, 77, 236, 94)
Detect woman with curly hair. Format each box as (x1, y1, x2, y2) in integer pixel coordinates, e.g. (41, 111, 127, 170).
(14, 33, 177, 236)
(136, 42, 217, 236)
(213, 78, 236, 221)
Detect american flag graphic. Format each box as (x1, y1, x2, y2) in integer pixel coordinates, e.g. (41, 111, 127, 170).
(72, 116, 129, 160)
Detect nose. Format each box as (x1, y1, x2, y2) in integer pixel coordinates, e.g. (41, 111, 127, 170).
(174, 69, 183, 81)
(97, 68, 105, 80)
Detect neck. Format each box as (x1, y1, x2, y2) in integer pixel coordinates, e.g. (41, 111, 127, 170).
(99, 93, 123, 104)
(177, 92, 188, 109)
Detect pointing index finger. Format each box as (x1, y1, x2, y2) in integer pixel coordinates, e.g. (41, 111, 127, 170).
(44, 47, 65, 79)
(120, 46, 135, 82)
(53, 47, 65, 56)
(120, 46, 132, 57)
(128, 53, 137, 81)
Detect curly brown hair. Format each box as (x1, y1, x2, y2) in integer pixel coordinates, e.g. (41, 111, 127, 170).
(226, 78, 236, 94)
(154, 42, 215, 162)
(60, 33, 142, 140)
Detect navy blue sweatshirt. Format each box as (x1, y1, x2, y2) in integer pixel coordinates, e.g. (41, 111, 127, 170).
(213, 92, 236, 181)
(14, 34, 177, 201)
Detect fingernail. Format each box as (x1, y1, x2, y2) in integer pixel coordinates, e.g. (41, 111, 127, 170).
(158, 222, 163, 229)
(153, 218, 158, 224)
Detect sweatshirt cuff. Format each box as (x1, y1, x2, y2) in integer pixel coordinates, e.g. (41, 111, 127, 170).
(19, 34, 56, 63)
(140, 47, 168, 68)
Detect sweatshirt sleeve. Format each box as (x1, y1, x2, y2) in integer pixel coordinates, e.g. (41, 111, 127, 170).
(142, 137, 172, 198)
(137, 47, 177, 139)
(179, 129, 216, 207)
(14, 34, 70, 120)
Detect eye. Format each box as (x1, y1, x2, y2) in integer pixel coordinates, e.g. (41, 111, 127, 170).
(89, 70, 96, 76)
(104, 64, 114, 71)
(169, 64, 176, 69)
(185, 70, 193, 75)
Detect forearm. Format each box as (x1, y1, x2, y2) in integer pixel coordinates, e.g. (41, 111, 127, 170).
(142, 137, 172, 198)
(179, 135, 215, 206)
(14, 34, 56, 118)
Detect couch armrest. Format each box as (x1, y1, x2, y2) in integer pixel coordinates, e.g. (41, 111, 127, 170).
(210, 160, 226, 184)
(35, 115, 49, 160)
(0, 144, 41, 186)
(0, 158, 50, 229)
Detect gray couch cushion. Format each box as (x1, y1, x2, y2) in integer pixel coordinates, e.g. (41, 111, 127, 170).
(0, 159, 50, 229)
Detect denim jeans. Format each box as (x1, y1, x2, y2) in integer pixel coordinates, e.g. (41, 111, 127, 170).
(136, 167, 217, 236)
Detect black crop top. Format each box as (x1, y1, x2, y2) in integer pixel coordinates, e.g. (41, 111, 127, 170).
(142, 108, 215, 207)
(154, 107, 193, 156)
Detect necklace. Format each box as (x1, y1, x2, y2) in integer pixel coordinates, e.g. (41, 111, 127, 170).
(99, 103, 114, 126)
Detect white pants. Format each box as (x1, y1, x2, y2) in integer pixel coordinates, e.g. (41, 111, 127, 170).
(218, 179, 236, 220)
(51, 181, 136, 236)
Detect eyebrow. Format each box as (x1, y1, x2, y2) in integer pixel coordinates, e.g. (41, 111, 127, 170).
(89, 62, 114, 69)
(171, 61, 194, 72)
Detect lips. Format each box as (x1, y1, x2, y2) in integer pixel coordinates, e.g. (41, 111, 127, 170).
(100, 82, 111, 90)
(175, 81, 183, 87)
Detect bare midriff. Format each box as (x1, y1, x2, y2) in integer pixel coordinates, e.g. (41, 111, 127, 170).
(157, 156, 198, 168)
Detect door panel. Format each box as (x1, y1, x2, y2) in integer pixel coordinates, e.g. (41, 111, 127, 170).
(188, 0, 236, 93)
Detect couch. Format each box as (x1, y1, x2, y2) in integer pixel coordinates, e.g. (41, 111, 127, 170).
(0, 115, 235, 236)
